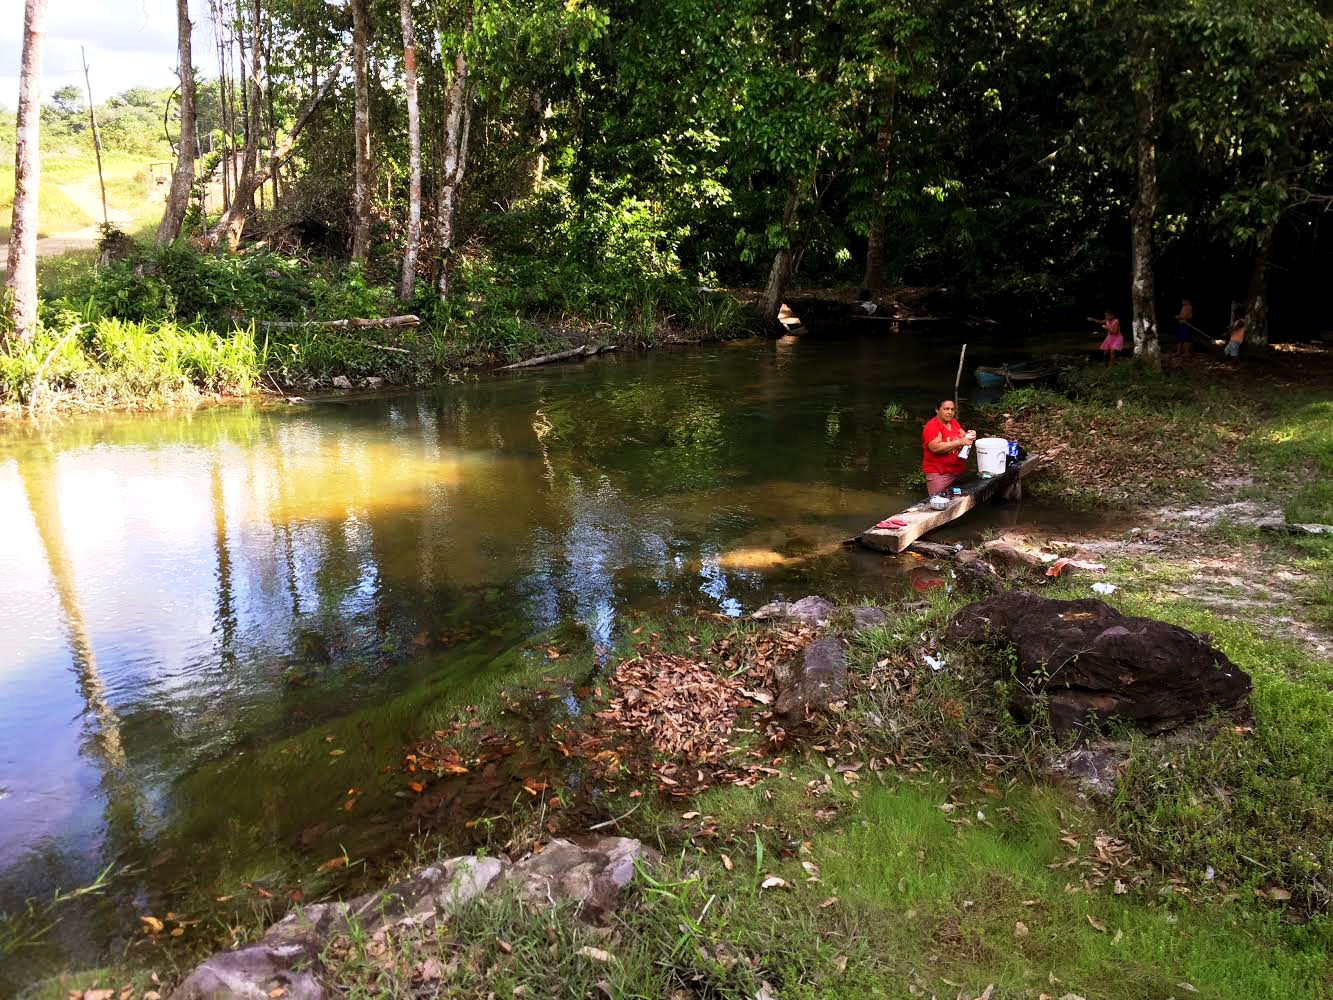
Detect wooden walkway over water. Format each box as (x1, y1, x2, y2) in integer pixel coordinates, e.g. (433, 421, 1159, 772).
(857, 454, 1047, 554)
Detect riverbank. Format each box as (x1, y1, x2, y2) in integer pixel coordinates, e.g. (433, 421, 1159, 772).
(0, 240, 760, 417)
(36, 564, 1333, 999)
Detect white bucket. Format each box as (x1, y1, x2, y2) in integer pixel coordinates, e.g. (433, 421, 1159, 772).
(974, 437, 1009, 476)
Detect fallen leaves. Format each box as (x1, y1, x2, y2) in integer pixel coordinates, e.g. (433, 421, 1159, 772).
(576, 946, 615, 963)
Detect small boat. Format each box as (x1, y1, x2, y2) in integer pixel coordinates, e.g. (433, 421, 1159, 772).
(974, 362, 1054, 389)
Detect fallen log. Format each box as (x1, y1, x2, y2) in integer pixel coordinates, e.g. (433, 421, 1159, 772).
(254, 315, 420, 332)
(499, 345, 615, 370)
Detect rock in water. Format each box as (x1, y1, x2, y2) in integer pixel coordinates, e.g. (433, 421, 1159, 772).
(944, 591, 1251, 736)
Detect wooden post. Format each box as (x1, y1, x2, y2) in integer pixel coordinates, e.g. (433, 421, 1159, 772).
(81, 46, 108, 226)
(953, 343, 967, 412)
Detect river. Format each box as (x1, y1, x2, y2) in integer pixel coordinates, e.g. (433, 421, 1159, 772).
(0, 328, 1097, 986)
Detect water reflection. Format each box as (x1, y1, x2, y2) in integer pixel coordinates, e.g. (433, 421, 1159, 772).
(0, 331, 1106, 985)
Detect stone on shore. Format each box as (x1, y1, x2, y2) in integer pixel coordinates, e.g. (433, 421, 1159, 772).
(776, 636, 847, 719)
(944, 590, 1251, 736)
(171, 838, 658, 1000)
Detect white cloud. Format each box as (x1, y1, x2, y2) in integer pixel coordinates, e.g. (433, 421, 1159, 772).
(0, 0, 206, 109)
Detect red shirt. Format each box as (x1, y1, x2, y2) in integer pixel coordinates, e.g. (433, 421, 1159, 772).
(922, 416, 965, 476)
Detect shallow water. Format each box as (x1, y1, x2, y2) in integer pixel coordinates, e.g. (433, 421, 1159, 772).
(0, 327, 1114, 984)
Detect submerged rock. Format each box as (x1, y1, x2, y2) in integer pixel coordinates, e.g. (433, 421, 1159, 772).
(945, 590, 1251, 737)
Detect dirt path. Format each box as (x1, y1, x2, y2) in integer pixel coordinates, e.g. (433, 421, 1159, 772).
(49, 177, 134, 241)
(0, 174, 154, 274)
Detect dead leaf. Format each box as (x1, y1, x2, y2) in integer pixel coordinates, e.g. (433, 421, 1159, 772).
(408, 781, 423, 793)
(682, 811, 700, 820)
(1268, 887, 1292, 901)
(741, 689, 773, 705)
(576, 946, 615, 963)
(328, 749, 344, 757)
(140, 916, 164, 934)
(269, 989, 287, 999)
(496, 938, 512, 954)
(1014, 921, 1029, 938)
(755, 982, 778, 1000)
(819, 897, 839, 908)
(1086, 914, 1108, 933)
(83, 991, 115, 1000)
(317, 856, 347, 874)
(760, 876, 788, 890)
(721, 854, 734, 871)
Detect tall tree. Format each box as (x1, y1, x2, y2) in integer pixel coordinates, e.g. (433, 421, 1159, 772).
(398, 0, 423, 297)
(351, 0, 373, 261)
(435, 0, 474, 298)
(157, 0, 199, 244)
(4, 0, 49, 348)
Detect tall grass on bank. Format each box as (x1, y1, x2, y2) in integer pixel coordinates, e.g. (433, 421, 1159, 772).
(0, 312, 263, 411)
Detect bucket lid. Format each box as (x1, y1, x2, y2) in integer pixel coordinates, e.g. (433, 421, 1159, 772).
(975, 437, 1009, 448)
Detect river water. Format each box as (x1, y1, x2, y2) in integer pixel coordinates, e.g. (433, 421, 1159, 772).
(0, 329, 1098, 985)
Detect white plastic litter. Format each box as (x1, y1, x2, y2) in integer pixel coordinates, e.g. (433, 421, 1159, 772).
(1040, 553, 1058, 563)
(1091, 582, 1118, 595)
(923, 654, 945, 672)
(860, 301, 878, 314)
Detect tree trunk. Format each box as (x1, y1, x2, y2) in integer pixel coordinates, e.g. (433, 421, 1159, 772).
(157, 0, 198, 244)
(860, 56, 897, 293)
(206, 48, 351, 250)
(245, 0, 262, 216)
(210, 0, 231, 211)
(1129, 81, 1160, 367)
(3, 0, 48, 348)
(397, 0, 423, 298)
(1244, 223, 1274, 351)
(528, 90, 550, 192)
(237, 4, 251, 208)
(351, 0, 373, 261)
(435, 0, 473, 299)
(267, 14, 278, 207)
(81, 47, 109, 227)
(757, 190, 800, 329)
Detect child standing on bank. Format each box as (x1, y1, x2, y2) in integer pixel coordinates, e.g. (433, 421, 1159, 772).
(1087, 310, 1123, 367)
(1225, 316, 1245, 359)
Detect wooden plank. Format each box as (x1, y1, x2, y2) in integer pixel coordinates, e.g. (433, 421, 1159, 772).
(859, 454, 1047, 554)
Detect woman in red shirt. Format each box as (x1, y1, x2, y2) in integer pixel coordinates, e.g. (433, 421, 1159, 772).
(921, 399, 975, 496)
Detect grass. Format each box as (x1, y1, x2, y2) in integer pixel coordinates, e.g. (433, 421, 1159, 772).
(310, 777, 1330, 999)
(0, 152, 161, 241)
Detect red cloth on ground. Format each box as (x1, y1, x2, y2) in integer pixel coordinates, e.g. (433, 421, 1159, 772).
(922, 417, 965, 476)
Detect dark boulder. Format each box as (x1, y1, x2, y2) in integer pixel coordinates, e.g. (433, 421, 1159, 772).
(945, 590, 1251, 736)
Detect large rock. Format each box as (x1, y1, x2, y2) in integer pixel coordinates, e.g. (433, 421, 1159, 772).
(750, 595, 835, 625)
(171, 842, 653, 999)
(776, 637, 847, 719)
(496, 836, 660, 921)
(944, 590, 1251, 736)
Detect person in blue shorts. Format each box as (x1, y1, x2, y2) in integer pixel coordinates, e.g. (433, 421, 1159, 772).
(1174, 299, 1193, 356)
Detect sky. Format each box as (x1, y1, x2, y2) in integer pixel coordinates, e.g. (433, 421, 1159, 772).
(0, 0, 202, 110)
